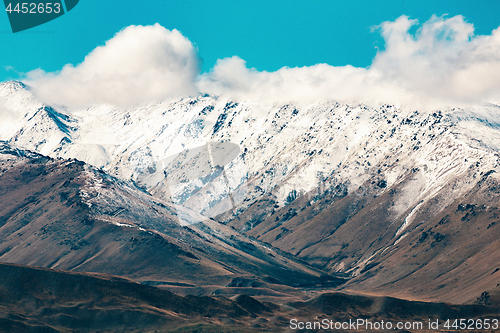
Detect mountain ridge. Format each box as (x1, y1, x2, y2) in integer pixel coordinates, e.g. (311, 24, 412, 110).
(0, 140, 331, 299)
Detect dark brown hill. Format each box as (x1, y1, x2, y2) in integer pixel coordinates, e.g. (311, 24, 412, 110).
(1, 262, 499, 332)
(0, 142, 327, 298)
(0, 262, 251, 332)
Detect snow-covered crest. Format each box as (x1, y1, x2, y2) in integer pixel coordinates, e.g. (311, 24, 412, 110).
(2, 82, 500, 233)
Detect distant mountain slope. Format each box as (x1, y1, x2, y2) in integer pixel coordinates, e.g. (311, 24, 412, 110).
(0, 141, 328, 294)
(240, 161, 500, 304)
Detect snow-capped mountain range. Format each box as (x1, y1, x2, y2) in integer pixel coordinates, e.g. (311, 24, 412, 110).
(2, 80, 500, 303)
(3, 80, 500, 221)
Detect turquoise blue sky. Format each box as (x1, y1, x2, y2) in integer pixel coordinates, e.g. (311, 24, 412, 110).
(1, 0, 500, 83)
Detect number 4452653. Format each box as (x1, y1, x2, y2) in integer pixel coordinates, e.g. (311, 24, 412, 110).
(444, 319, 499, 330)
(5, 3, 61, 14)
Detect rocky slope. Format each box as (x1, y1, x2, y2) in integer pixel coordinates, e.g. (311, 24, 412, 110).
(0, 141, 330, 298)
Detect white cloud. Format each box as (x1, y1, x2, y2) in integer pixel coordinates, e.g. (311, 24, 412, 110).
(26, 24, 199, 108)
(197, 56, 386, 106)
(370, 15, 500, 108)
(24, 16, 500, 110)
(199, 15, 500, 109)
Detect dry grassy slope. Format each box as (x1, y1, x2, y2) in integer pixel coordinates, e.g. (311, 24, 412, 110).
(2, 262, 499, 333)
(342, 170, 500, 304)
(234, 166, 500, 304)
(0, 151, 226, 283)
(0, 144, 327, 292)
(0, 262, 256, 333)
